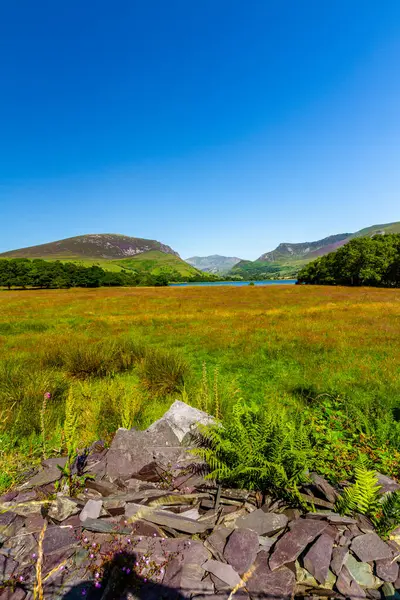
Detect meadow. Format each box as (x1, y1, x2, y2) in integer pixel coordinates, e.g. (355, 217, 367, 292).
(1, 284, 400, 494)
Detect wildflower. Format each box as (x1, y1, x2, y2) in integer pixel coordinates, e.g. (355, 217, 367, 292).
(32, 553, 36, 558)
(92, 543, 96, 548)
(19, 576, 24, 582)
(44, 392, 51, 399)
(143, 578, 147, 583)
(127, 538, 131, 544)
(95, 572, 100, 579)
(126, 568, 131, 574)
(83, 537, 88, 543)
(90, 553, 94, 559)
(95, 582, 101, 589)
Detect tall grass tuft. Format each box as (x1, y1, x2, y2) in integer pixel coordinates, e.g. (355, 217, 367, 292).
(139, 348, 192, 397)
(41, 335, 146, 378)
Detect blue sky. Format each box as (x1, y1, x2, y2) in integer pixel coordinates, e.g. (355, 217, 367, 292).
(0, 1, 399, 259)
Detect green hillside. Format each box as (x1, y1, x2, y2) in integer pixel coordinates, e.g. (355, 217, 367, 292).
(115, 250, 202, 278)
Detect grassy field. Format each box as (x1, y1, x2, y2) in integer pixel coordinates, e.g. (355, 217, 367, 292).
(1, 284, 400, 493)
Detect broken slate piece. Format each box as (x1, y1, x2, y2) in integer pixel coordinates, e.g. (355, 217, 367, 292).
(79, 499, 102, 521)
(351, 532, 392, 562)
(336, 565, 366, 598)
(269, 518, 327, 571)
(235, 508, 288, 535)
(247, 550, 295, 600)
(310, 472, 340, 503)
(223, 528, 259, 574)
(330, 546, 349, 576)
(125, 503, 211, 534)
(203, 559, 242, 589)
(303, 532, 334, 584)
(375, 558, 399, 583)
(376, 473, 400, 495)
(345, 554, 376, 589)
(48, 496, 79, 522)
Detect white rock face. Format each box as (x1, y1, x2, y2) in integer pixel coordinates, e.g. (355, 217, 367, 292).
(146, 400, 215, 444)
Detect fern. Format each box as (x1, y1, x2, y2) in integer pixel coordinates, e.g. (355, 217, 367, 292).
(336, 455, 381, 516)
(193, 400, 312, 497)
(375, 491, 400, 537)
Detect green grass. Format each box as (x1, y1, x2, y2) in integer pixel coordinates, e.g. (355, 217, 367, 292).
(115, 250, 202, 277)
(1, 285, 400, 494)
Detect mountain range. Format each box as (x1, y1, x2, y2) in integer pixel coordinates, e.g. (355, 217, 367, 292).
(1, 221, 399, 280)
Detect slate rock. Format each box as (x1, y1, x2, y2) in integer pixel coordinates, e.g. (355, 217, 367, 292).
(146, 400, 214, 444)
(269, 518, 327, 571)
(48, 495, 79, 522)
(376, 473, 400, 495)
(206, 526, 234, 556)
(382, 582, 400, 599)
(0, 589, 27, 600)
(42, 524, 77, 554)
(0, 554, 18, 579)
(351, 532, 392, 562)
(310, 472, 340, 503)
(79, 499, 102, 521)
(336, 565, 366, 598)
(18, 465, 62, 489)
(163, 541, 210, 597)
(330, 546, 349, 576)
(0, 512, 21, 537)
(327, 514, 357, 525)
(203, 560, 242, 589)
(105, 423, 182, 482)
(125, 503, 211, 534)
(376, 558, 399, 583)
(223, 528, 259, 574)
(41, 456, 68, 470)
(235, 508, 288, 536)
(303, 532, 334, 584)
(246, 550, 295, 600)
(345, 554, 381, 589)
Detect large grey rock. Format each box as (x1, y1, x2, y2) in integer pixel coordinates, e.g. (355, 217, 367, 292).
(203, 559, 243, 589)
(42, 524, 77, 554)
(310, 472, 340, 503)
(0, 554, 18, 579)
(105, 422, 183, 482)
(235, 508, 288, 535)
(223, 528, 259, 574)
(79, 499, 102, 521)
(206, 526, 234, 556)
(336, 565, 366, 598)
(351, 532, 393, 562)
(376, 557, 399, 583)
(269, 518, 327, 571)
(146, 400, 214, 444)
(247, 550, 295, 600)
(303, 532, 334, 584)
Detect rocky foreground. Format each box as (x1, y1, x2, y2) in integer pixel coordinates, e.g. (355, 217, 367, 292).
(1, 401, 400, 600)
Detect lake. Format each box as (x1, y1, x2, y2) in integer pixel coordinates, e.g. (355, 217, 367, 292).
(170, 279, 297, 287)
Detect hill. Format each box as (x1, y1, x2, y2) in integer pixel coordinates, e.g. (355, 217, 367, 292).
(230, 221, 400, 280)
(186, 255, 243, 274)
(0, 234, 179, 260)
(115, 250, 202, 278)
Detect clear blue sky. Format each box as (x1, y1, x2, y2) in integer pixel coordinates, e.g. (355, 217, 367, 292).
(0, 1, 399, 259)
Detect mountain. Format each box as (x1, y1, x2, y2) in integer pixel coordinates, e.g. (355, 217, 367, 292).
(186, 255, 243, 274)
(230, 221, 400, 280)
(0, 234, 179, 260)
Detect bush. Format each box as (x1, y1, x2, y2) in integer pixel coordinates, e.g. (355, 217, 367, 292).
(194, 400, 313, 496)
(139, 348, 192, 397)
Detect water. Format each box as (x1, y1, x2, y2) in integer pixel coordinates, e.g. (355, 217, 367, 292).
(170, 279, 297, 287)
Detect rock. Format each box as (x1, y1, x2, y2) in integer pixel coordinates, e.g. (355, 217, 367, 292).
(303, 533, 334, 584)
(81, 517, 129, 534)
(41, 456, 68, 470)
(223, 528, 259, 574)
(18, 465, 63, 489)
(296, 561, 319, 587)
(351, 532, 393, 562)
(85, 478, 118, 497)
(203, 560, 243, 589)
(382, 582, 400, 599)
(336, 565, 366, 598)
(42, 523, 77, 554)
(247, 550, 296, 600)
(330, 546, 349, 576)
(0, 512, 23, 537)
(3, 532, 37, 565)
(0, 554, 18, 579)
(105, 423, 183, 482)
(345, 554, 380, 589)
(356, 514, 375, 533)
(376, 558, 399, 583)
(163, 541, 210, 597)
(367, 590, 382, 600)
(0, 589, 27, 600)
(376, 473, 400, 495)
(207, 526, 234, 556)
(269, 518, 327, 571)
(125, 503, 211, 534)
(146, 400, 214, 444)
(79, 499, 102, 521)
(310, 472, 340, 503)
(327, 514, 357, 525)
(48, 495, 79, 522)
(235, 508, 288, 536)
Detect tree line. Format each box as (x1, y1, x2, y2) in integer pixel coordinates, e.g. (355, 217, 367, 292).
(297, 233, 400, 287)
(0, 258, 182, 289)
